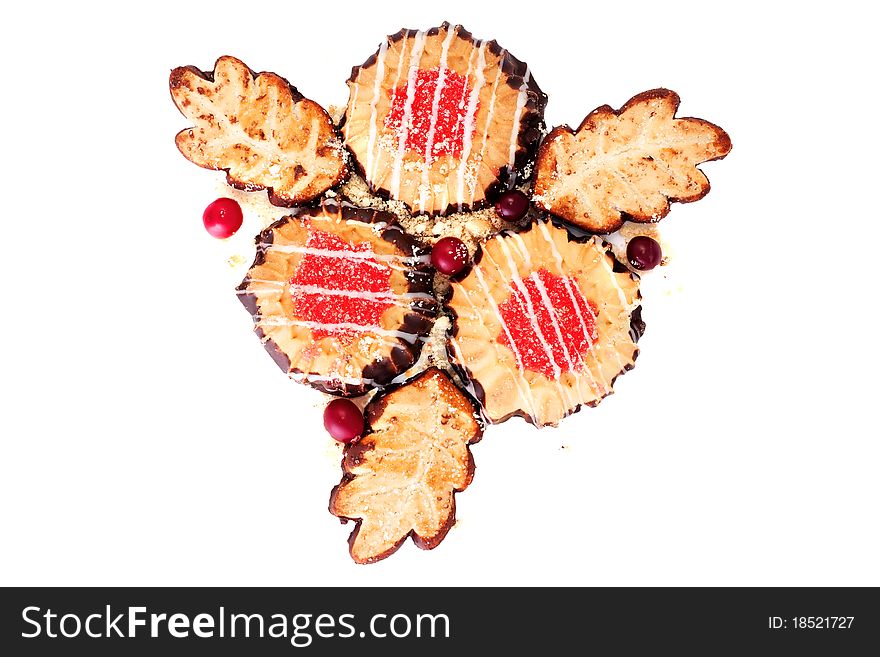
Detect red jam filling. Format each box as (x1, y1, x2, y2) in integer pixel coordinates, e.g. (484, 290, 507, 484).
(384, 67, 476, 160)
(290, 228, 394, 341)
(498, 269, 599, 379)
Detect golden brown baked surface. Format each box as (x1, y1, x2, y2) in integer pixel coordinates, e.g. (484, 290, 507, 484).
(534, 89, 731, 233)
(447, 221, 642, 427)
(330, 368, 482, 563)
(236, 203, 436, 396)
(344, 23, 546, 216)
(170, 56, 347, 206)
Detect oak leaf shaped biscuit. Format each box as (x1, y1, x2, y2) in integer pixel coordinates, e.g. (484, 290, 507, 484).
(534, 89, 731, 233)
(330, 369, 482, 563)
(170, 56, 347, 206)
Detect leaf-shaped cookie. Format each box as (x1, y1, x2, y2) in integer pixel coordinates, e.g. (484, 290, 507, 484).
(169, 56, 347, 206)
(329, 368, 482, 564)
(534, 89, 731, 233)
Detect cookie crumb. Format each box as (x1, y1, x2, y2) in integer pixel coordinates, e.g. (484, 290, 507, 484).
(227, 254, 247, 268)
(337, 173, 505, 252)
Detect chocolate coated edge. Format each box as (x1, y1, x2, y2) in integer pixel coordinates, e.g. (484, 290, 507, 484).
(169, 56, 349, 207)
(445, 220, 645, 427)
(344, 22, 548, 217)
(534, 88, 732, 233)
(328, 368, 484, 564)
(237, 201, 437, 397)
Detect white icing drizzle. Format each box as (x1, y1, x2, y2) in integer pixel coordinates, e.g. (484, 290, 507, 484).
(245, 214, 442, 390)
(469, 47, 506, 207)
(256, 316, 411, 353)
(285, 284, 434, 312)
(363, 34, 409, 188)
(418, 25, 457, 212)
(460, 266, 541, 421)
(287, 285, 433, 302)
(257, 243, 430, 268)
(449, 42, 478, 159)
(258, 319, 420, 344)
(455, 40, 488, 211)
(538, 232, 605, 386)
(389, 30, 427, 199)
(246, 222, 435, 364)
(352, 30, 537, 213)
(388, 33, 409, 110)
(533, 222, 611, 391)
(374, 32, 409, 184)
(490, 238, 579, 412)
(344, 27, 544, 213)
(506, 68, 531, 175)
(362, 222, 385, 235)
(535, 231, 629, 375)
(457, 224, 636, 422)
(262, 246, 394, 265)
(528, 270, 578, 371)
(526, 270, 599, 402)
(492, 239, 561, 378)
(364, 39, 388, 185)
(289, 371, 375, 387)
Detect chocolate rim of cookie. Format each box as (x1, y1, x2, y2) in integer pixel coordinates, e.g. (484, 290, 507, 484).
(170, 56, 349, 207)
(343, 22, 547, 217)
(533, 88, 732, 234)
(329, 368, 484, 563)
(446, 219, 644, 427)
(237, 201, 437, 396)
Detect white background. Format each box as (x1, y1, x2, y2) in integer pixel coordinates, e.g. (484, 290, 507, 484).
(1, 0, 877, 586)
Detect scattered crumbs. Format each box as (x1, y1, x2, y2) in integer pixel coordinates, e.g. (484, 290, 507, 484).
(338, 173, 505, 253)
(427, 316, 452, 370)
(328, 104, 345, 125)
(227, 254, 247, 268)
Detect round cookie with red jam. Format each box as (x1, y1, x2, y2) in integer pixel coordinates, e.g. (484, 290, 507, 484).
(446, 221, 644, 427)
(343, 22, 547, 216)
(236, 202, 437, 396)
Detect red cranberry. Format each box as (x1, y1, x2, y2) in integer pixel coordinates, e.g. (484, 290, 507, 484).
(203, 198, 243, 238)
(494, 189, 530, 222)
(431, 237, 470, 276)
(323, 398, 364, 443)
(626, 235, 662, 271)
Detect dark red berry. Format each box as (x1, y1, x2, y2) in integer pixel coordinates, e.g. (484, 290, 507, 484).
(494, 189, 530, 222)
(203, 198, 243, 238)
(323, 398, 364, 443)
(431, 237, 470, 276)
(626, 235, 662, 271)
